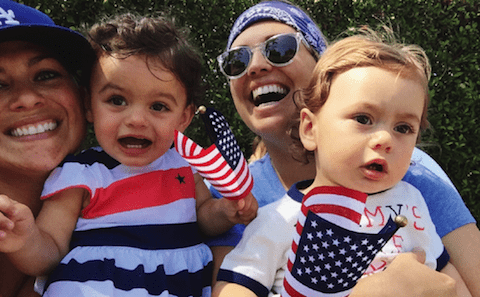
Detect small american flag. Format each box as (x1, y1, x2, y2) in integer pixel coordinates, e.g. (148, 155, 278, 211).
(282, 186, 399, 297)
(174, 107, 253, 200)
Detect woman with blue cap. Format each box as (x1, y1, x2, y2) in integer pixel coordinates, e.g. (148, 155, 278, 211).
(211, 1, 480, 296)
(0, 1, 93, 296)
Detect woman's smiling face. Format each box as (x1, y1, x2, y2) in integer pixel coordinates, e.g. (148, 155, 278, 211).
(0, 41, 86, 177)
(228, 21, 317, 146)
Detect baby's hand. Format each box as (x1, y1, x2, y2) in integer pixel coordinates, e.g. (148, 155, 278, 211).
(0, 194, 35, 253)
(225, 192, 258, 225)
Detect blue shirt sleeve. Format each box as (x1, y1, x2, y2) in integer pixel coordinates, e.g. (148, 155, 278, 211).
(403, 163, 475, 238)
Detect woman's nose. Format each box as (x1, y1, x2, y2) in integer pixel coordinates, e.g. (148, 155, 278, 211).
(247, 49, 273, 77)
(9, 86, 45, 111)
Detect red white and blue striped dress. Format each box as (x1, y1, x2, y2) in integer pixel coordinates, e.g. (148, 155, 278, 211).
(40, 147, 212, 297)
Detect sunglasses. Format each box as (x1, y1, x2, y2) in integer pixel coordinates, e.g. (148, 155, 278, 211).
(217, 32, 316, 80)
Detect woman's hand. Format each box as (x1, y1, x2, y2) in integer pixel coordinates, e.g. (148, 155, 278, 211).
(350, 250, 458, 297)
(0, 194, 35, 253)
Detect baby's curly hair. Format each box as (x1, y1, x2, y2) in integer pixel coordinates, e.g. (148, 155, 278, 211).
(87, 13, 204, 107)
(289, 26, 431, 163)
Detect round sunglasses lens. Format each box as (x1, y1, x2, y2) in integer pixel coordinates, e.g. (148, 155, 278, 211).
(222, 48, 250, 77)
(265, 35, 298, 64)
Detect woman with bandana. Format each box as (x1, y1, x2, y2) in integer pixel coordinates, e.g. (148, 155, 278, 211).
(209, 1, 480, 296)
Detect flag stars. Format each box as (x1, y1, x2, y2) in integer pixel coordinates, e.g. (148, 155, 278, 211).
(287, 207, 398, 293)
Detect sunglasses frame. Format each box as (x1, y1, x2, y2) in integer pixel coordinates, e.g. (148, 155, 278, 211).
(217, 32, 313, 80)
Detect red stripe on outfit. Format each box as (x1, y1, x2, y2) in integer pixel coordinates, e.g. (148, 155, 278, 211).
(82, 166, 194, 219)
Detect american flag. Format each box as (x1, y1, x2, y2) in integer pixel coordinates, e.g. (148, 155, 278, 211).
(282, 186, 399, 297)
(174, 107, 253, 200)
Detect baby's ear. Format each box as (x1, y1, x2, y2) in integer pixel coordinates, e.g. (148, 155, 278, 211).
(299, 108, 318, 151)
(177, 103, 195, 133)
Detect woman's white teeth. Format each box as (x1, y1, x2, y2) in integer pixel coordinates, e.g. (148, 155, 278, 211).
(11, 122, 57, 137)
(252, 85, 287, 99)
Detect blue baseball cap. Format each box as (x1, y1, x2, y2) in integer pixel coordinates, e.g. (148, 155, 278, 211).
(0, 0, 94, 74)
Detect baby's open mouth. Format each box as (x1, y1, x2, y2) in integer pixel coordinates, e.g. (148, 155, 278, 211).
(118, 137, 152, 149)
(252, 85, 289, 107)
(366, 163, 384, 172)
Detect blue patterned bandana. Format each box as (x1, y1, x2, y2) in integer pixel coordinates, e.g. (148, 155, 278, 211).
(227, 1, 327, 56)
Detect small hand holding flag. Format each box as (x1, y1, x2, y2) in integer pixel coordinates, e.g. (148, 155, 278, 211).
(282, 186, 405, 297)
(174, 106, 253, 201)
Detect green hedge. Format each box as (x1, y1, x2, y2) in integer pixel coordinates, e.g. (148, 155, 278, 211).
(19, 0, 479, 223)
